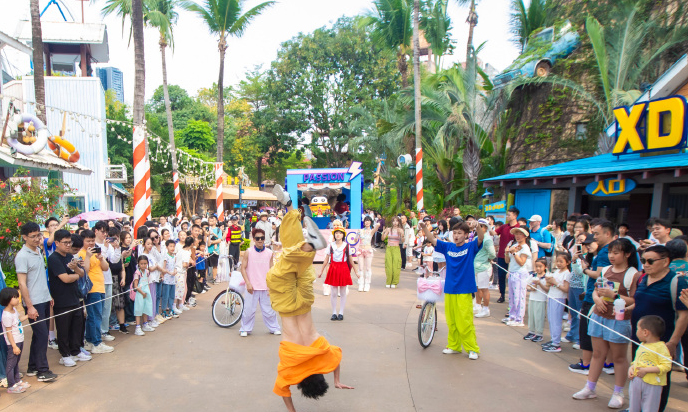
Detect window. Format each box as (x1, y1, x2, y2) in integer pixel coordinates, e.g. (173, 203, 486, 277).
(66, 196, 86, 214)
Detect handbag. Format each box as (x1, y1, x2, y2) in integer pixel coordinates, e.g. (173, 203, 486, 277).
(77, 273, 93, 300)
(193, 276, 204, 294)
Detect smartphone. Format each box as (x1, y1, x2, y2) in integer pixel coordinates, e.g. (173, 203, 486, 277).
(576, 244, 582, 253)
(106, 237, 117, 242)
(93, 246, 102, 254)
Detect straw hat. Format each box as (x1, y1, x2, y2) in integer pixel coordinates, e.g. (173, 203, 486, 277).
(510, 227, 529, 237)
(332, 227, 346, 237)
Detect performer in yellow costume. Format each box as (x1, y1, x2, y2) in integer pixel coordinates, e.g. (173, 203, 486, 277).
(269, 185, 354, 412)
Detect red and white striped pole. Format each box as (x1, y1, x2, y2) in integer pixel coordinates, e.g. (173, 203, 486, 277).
(145, 154, 152, 220)
(173, 171, 182, 219)
(415, 147, 423, 210)
(132, 126, 148, 236)
(215, 162, 224, 221)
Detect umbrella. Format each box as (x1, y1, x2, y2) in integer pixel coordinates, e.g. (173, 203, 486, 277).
(260, 206, 275, 211)
(68, 210, 129, 223)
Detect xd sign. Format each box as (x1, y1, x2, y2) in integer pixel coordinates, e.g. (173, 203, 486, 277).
(585, 178, 636, 196)
(612, 95, 687, 155)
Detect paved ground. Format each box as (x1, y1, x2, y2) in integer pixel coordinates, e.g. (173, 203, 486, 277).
(1, 252, 687, 411)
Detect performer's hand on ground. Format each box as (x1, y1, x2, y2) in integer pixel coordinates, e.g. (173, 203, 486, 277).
(334, 382, 354, 389)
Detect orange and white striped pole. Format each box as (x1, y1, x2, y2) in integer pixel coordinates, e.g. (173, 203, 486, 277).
(416, 147, 423, 210)
(133, 126, 148, 237)
(173, 171, 182, 219)
(215, 162, 224, 221)
(145, 154, 152, 220)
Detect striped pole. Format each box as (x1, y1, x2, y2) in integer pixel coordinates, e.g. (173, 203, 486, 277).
(145, 154, 152, 220)
(215, 162, 224, 221)
(173, 171, 182, 219)
(416, 147, 423, 210)
(132, 126, 148, 236)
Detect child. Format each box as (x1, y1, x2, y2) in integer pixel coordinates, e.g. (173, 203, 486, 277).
(133, 255, 154, 336)
(524, 258, 548, 343)
(0, 288, 29, 393)
(541, 252, 571, 353)
(319, 227, 359, 321)
(175, 237, 194, 314)
(421, 240, 434, 277)
(196, 241, 208, 288)
(628, 315, 672, 412)
(161, 240, 178, 319)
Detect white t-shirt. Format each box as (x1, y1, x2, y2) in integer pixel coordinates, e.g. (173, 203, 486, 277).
(547, 269, 571, 299)
(142, 251, 160, 283)
(2, 308, 24, 345)
(528, 274, 548, 302)
(326, 242, 348, 263)
(175, 249, 191, 272)
(162, 253, 176, 284)
(508, 243, 532, 272)
(423, 246, 434, 263)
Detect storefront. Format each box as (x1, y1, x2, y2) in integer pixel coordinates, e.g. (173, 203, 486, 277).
(483, 54, 688, 239)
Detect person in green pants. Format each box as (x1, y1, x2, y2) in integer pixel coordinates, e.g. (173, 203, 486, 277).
(382, 216, 404, 288)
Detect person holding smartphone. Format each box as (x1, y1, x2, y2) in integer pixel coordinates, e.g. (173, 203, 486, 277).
(78, 230, 113, 354)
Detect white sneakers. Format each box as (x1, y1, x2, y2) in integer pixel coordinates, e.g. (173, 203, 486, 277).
(363, 284, 370, 292)
(101, 333, 115, 342)
(303, 216, 327, 250)
(442, 348, 461, 354)
(83, 342, 94, 351)
(240, 331, 248, 337)
(391, 285, 397, 289)
(572, 387, 597, 400)
(59, 356, 76, 367)
(142, 324, 154, 332)
(475, 307, 490, 318)
(358, 285, 364, 292)
(506, 321, 525, 327)
(273, 330, 282, 335)
(91, 343, 114, 354)
(385, 285, 390, 288)
(272, 184, 292, 206)
(181, 305, 190, 311)
(468, 351, 479, 360)
(608, 393, 624, 409)
(75, 352, 91, 361)
(173, 307, 183, 315)
(135, 327, 145, 336)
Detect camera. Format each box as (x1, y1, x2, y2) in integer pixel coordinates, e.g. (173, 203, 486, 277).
(93, 246, 102, 254)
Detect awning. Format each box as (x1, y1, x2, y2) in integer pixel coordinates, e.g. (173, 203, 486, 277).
(0, 145, 92, 175)
(111, 183, 130, 196)
(205, 187, 277, 201)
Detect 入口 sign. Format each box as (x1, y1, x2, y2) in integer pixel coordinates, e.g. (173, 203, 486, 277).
(612, 95, 687, 155)
(585, 178, 636, 196)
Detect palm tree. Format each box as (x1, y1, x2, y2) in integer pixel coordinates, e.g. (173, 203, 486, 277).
(363, 0, 413, 88)
(185, 0, 275, 162)
(509, 0, 547, 52)
(131, 0, 146, 126)
(419, 0, 454, 70)
(30, 0, 46, 124)
(455, 0, 479, 63)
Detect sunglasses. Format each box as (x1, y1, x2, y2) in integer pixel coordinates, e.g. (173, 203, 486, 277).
(254, 237, 265, 241)
(640, 257, 667, 265)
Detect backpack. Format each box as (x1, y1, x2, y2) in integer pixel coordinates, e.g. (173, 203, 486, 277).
(128, 280, 136, 301)
(536, 227, 555, 257)
(600, 266, 638, 293)
(77, 273, 93, 300)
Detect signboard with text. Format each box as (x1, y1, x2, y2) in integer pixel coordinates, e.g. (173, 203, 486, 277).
(585, 178, 636, 196)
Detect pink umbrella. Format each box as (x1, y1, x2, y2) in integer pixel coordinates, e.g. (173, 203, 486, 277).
(68, 210, 129, 223)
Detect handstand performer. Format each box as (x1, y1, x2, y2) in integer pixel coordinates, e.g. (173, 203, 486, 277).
(269, 185, 354, 412)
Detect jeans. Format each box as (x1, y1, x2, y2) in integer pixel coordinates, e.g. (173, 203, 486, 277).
(85, 293, 104, 346)
(0, 338, 6, 379)
(156, 281, 163, 314)
(25, 301, 50, 373)
(161, 283, 175, 312)
(565, 286, 584, 344)
(100, 284, 112, 334)
(497, 257, 508, 298)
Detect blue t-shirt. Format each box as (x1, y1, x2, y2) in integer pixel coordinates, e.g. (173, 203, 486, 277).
(434, 239, 482, 294)
(529, 227, 554, 258)
(631, 271, 688, 342)
(196, 255, 206, 270)
(584, 244, 610, 303)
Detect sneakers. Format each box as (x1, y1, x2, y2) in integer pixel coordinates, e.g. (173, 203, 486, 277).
(468, 351, 479, 360)
(475, 307, 490, 318)
(501, 318, 510, 324)
(134, 327, 145, 336)
(48, 339, 58, 350)
(36, 371, 58, 382)
(170, 311, 180, 318)
(110, 324, 120, 331)
(523, 332, 536, 341)
(385, 285, 390, 288)
(573, 386, 597, 400)
(155, 314, 166, 323)
(7, 384, 26, 394)
(603, 363, 615, 375)
(0, 378, 6, 388)
(101, 332, 115, 342)
(181, 305, 190, 311)
(506, 321, 525, 327)
(189, 297, 197, 305)
(473, 304, 482, 314)
(531, 335, 544, 343)
(561, 337, 571, 343)
(119, 324, 129, 334)
(569, 360, 590, 375)
(240, 331, 248, 337)
(358, 285, 364, 292)
(273, 330, 282, 335)
(80, 347, 91, 356)
(442, 348, 461, 354)
(83, 342, 94, 351)
(25, 369, 38, 377)
(173, 307, 183, 315)
(391, 285, 397, 289)
(150, 320, 160, 328)
(543, 345, 561, 353)
(572, 343, 580, 350)
(608, 392, 624, 409)
(364, 284, 370, 292)
(142, 325, 154, 332)
(272, 184, 292, 206)
(18, 380, 30, 389)
(91, 343, 114, 354)
(303, 216, 327, 250)
(75, 352, 91, 361)
(59, 356, 76, 367)
(496, 296, 505, 303)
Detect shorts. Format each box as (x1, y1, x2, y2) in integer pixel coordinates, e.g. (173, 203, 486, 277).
(208, 254, 219, 268)
(475, 269, 491, 289)
(587, 313, 632, 344)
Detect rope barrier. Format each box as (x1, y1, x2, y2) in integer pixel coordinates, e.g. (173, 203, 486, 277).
(489, 260, 688, 373)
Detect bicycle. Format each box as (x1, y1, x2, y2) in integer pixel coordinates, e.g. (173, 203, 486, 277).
(211, 256, 244, 328)
(417, 265, 446, 348)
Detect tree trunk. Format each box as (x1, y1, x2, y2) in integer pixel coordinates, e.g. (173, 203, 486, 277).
(465, 0, 478, 62)
(29, 0, 46, 124)
(132, 0, 146, 125)
(217, 36, 227, 162)
(397, 50, 408, 88)
(412, 0, 422, 210)
(160, 37, 179, 175)
(256, 157, 262, 189)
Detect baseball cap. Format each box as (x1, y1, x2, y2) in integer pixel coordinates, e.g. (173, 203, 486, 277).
(230, 215, 238, 221)
(477, 218, 489, 226)
(528, 215, 543, 222)
(582, 234, 595, 244)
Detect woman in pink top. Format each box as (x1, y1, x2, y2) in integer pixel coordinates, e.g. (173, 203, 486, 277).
(239, 228, 281, 337)
(382, 217, 404, 288)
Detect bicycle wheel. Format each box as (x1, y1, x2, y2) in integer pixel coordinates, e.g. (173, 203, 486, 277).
(418, 301, 436, 348)
(212, 289, 244, 328)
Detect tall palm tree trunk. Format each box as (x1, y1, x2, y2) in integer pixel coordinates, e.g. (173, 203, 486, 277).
(465, 0, 477, 62)
(397, 50, 408, 88)
(413, 0, 422, 209)
(160, 37, 178, 174)
(216, 37, 227, 162)
(132, 0, 146, 125)
(30, 0, 46, 124)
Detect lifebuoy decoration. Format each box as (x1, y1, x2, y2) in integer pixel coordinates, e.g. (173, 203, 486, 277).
(48, 135, 80, 163)
(6, 113, 48, 155)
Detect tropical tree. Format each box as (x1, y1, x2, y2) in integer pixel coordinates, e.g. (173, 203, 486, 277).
(131, 0, 146, 126)
(29, 0, 46, 124)
(509, 0, 547, 52)
(185, 0, 275, 162)
(363, 0, 413, 88)
(455, 0, 479, 62)
(419, 0, 454, 70)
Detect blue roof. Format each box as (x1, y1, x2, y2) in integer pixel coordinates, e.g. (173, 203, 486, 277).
(483, 152, 688, 182)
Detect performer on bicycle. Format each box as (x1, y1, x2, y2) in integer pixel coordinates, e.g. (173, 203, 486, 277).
(268, 184, 354, 412)
(420, 220, 486, 360)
